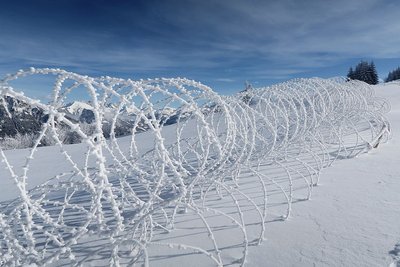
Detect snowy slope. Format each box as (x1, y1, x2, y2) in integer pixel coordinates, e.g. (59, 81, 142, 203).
(247, 82, 400, 267)
(0, 70, 397, 266)
(145, 83, 399, 267)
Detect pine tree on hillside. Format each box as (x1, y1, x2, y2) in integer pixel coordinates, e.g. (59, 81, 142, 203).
(368, 61, 379, 85)
(347, 61, 379, 85)
(356, 61, 369, 83)
(394, 67, 400, 81)
(347, 67, 355, 80)
(385, 67, 400, 82)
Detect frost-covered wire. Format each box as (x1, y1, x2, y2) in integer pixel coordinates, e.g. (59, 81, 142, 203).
(0, 68, 390, 266)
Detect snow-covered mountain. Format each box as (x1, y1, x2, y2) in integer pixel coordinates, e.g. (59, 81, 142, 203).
(0, 95, 48, 137)
(64, 101, 93, 114)
(60, 101, 95, 123)
(0, 98, 188, 142)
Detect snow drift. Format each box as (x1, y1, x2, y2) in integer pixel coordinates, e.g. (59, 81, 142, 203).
(0, 68, 390, 266)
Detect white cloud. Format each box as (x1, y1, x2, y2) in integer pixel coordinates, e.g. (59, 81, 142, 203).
(0, 0, 399, 80)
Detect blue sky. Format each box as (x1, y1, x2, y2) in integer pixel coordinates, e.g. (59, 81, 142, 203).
(1, 0, 400, 96)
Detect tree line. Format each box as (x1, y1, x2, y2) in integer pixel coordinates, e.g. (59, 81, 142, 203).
(347, 61, 400, 84)
(347, 61, 378, 85)
(385, 67, 400, 82)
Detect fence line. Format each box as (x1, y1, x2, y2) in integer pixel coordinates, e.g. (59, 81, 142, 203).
(0, 68, 390, 266)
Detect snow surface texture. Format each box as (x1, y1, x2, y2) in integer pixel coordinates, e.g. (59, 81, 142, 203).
(0, 68, 391, 266)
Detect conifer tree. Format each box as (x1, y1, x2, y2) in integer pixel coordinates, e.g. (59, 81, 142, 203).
(385, 67, 400, 82)
(347, 61, 379, 85)
(369, 61, 379, 85)
(347, 67, 354, 80)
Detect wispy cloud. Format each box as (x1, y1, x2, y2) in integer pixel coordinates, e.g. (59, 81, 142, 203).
(214, 78, 236, 82)
(0, 0, 399, 92)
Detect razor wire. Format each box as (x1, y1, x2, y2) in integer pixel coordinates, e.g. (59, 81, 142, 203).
(0, 68, 390, 266)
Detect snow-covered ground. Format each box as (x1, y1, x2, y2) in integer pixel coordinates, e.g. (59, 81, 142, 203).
(143, 81, 400, 267)
(247, 82, 400, 267)
(0, 71, 398, 266)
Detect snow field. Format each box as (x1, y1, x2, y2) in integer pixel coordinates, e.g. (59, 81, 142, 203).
(0, 69, 391, 266)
